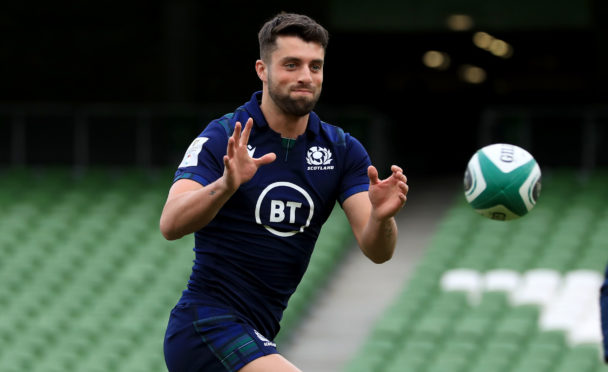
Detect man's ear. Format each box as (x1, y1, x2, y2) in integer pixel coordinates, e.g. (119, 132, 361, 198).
(255, 59, 267, 83)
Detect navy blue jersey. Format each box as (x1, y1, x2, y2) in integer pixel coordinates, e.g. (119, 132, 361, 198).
(601, 265, 608, 362)
(173, 91, 371, 339)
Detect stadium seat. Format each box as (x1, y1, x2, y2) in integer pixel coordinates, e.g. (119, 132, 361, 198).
(510, 269, 562, 306)
(540, 270, 602, 337)
(569, 308, 603, 346)
(483, 269, 521, 299)
(553, 344, 603, 372)
(440, 268, 483, 305)
(383, 340, 435, 372)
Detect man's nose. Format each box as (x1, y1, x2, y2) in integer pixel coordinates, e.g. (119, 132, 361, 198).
(298, 67, 313, 84)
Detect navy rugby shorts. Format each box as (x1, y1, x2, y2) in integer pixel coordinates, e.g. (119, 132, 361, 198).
(164, 304, 279, 372)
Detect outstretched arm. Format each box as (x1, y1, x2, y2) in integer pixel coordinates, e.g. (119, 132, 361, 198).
(342, 165, 408, 263)
(160, 118, 276, 240)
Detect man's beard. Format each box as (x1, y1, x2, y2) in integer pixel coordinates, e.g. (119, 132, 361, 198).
(268, 78, 321, 117)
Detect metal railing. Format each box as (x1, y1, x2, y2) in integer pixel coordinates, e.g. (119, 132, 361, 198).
(0, 102, 387, 171)
(479, 104, 608, 174)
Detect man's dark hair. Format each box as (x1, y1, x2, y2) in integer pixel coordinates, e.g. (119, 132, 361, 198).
(258, 13, 329, 62)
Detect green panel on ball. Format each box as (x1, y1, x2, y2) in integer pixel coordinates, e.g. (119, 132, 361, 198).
(469, 151, 537, 217)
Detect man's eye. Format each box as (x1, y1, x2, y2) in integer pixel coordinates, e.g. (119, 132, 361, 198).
(311, 65, 322, 72)
(285, 63, 296, 69)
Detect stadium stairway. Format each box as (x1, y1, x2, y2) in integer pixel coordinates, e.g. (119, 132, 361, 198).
(282, 175, 462, 371)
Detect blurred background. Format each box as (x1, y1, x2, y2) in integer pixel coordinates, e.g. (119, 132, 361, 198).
(2, 0, 607, 175)
(2, 1, 608, 372)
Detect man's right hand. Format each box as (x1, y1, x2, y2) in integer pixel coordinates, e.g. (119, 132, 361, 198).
(160, 118, 275, 240)
(222, 118, 276, 192)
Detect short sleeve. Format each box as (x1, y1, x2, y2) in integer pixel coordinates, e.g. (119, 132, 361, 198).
(338, 134, 371, 204)
(173, 121, 229, 186)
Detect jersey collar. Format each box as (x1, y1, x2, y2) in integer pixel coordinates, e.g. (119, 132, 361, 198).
(245, 91, 320, 138)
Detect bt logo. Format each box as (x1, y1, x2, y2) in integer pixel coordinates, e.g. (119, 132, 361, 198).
(269, 201, 302, 223)
(255, 182, 314, 237)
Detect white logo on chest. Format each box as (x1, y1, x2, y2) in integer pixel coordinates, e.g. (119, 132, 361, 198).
(255, 182, 314, 237)
(306, 146, 334, 171)
(247, 145, 256, 158)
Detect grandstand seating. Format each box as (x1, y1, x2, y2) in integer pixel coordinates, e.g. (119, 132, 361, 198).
(3, 167, 608, 372)
(0, 167, 352, 372)
(344, 168, 608, 372)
